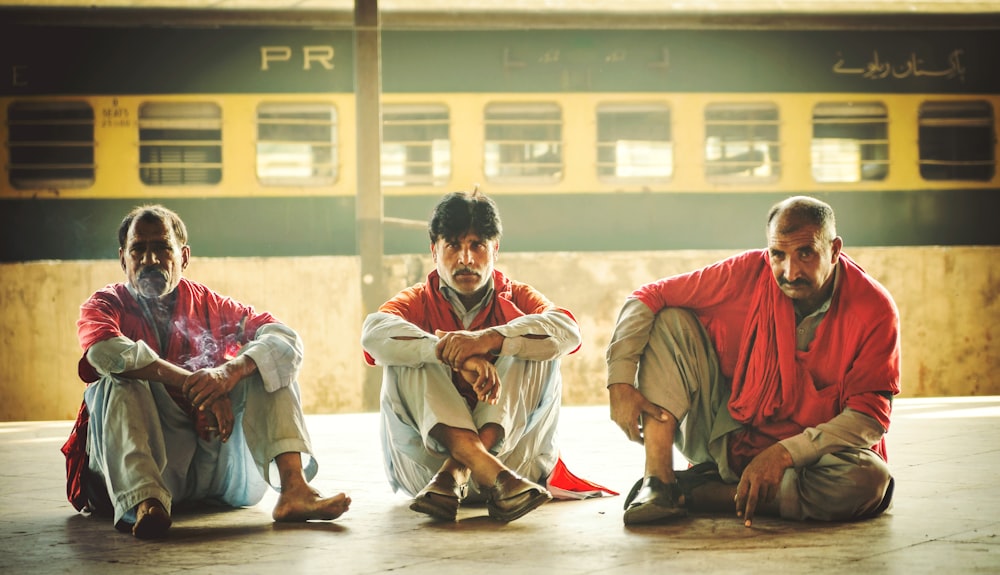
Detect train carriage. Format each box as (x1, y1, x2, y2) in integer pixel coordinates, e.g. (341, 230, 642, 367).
(1, 6, 998, 419)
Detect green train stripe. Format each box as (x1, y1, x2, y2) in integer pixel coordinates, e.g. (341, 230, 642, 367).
(2, 189, 996, 262)
(3, 27, 998, 96)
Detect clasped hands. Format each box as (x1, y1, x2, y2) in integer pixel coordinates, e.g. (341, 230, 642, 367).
(181, 363, 243, 442)
(435, 328, 504, 405)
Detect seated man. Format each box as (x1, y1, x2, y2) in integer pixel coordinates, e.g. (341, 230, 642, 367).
(61, 204, 350, 539)
(362, 190, 582, 522)
(607, 196, 900, 526)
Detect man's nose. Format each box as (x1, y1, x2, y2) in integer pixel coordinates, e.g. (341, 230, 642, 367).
(139, 248, 158, 266)
(457, 248, 474, 264)
(784, 258, 800, 281)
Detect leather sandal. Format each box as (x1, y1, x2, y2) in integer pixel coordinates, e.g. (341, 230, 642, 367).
(485, 470, 552, 522)
(622, 476, 686, 525)
(410, 473, 468, 522)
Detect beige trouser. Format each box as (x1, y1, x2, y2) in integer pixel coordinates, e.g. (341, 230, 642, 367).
(637, 308, 893, 521)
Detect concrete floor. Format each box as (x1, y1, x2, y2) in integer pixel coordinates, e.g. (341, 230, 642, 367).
(1, 397, 998, 574)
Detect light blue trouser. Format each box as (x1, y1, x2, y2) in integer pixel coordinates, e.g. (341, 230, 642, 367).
(379, 356, 561, 499)
(637, 308, 892, 521)
(85, 373, 317, 525)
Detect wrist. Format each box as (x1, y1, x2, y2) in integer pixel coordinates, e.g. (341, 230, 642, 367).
(488, 329, 504, 355)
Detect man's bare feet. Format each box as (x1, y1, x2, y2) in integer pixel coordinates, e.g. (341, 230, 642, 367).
(133, 498, 172, 539)
(272, 485, 351, 522)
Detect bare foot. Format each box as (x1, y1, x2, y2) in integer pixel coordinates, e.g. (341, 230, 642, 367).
(272, 485, 351, 522)
(133, 498, 172, 539)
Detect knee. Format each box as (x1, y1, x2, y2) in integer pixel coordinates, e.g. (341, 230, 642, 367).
(653, 308, 701, 331)
(791, 450, 892, 521)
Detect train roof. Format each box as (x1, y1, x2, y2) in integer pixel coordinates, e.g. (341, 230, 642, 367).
(2, 0, 1000, 29)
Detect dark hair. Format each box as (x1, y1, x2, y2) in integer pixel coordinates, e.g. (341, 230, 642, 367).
(118, 204, 189, 248)
(428, 190, 503, 243)
(766, 196, 836, 242)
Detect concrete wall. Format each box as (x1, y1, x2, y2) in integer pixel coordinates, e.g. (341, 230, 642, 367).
(1, 246, 997, 421)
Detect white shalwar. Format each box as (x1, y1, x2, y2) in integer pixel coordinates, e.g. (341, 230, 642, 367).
(362, 309, 580, 499)
(83, 324, 317, 526)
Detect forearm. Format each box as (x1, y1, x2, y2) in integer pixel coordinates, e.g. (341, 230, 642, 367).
(491, 309, 581, 361)
(119, 359, 191, 390)
(605, 298, 655, 387)
(362, 312, 439, 367)
(779, 408, 887, 468)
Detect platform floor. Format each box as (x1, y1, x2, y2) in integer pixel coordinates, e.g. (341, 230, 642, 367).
(2, 397, 999, 574)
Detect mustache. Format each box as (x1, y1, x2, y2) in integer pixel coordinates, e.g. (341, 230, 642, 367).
(453, 267, 479, 276)
(139, 268, 168, 282)
(778, 277, 809, 287)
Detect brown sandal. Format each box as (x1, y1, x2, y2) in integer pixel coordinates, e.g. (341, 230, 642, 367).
(409, 473, 468, 522)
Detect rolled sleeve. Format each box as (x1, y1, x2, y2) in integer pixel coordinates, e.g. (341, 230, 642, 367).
(240, 323, 303, 393)
(362, 312, 441, 367)
(605, 298, 656, 387)
(85, 336, 159, 376)
(779, 408, 887, 468)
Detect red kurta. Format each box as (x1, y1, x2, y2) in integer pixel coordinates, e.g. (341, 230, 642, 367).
(633, 250, 900, 470)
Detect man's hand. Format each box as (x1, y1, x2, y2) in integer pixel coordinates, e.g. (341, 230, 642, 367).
(457, 356, 502, 405)
(435, 329, 503, 369)
(203, 397, 235, 442)
(183, 355, 255, 412)
(734, 442, 793, 527)
(608, 383, 672, 444)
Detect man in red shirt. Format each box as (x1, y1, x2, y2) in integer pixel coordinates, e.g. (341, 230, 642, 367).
(607, 196, 900, 526)
(63, 205, 350, 538)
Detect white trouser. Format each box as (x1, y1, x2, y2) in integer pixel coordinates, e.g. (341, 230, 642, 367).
(85, 373, 317, 525)
(379, 356, 561, 500)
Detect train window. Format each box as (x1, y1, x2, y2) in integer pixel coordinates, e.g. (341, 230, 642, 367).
(138, 102, 222, 186)
(812, 102, 889, 183)
(256, 102, 337, 186)
(484, 102, 562, 182)
(919, 101, 995, 181)
(596, 103, 672, 182)
(705, 103, 780, 182)
(6, 101, 95, 190)
(382, 104, 450, 187)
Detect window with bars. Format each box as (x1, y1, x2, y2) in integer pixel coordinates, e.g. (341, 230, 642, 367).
(138, 102, 222, 186)
(257, 102, 337, 186)
(705, 103, 780, 181)
(919, 100, 995, 181)
(812, 102, 889, 183)
(6, 101, 95, 190)
(596, 103, 672, 182)
(382, 104, 450, 187)
(484, 102, 562, 182)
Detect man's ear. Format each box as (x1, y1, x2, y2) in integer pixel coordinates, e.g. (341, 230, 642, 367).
(430, 242, 437, 262)
(830, 236, 843, 262)
(181, 244, 191, 270)
(119, 248, 126, 271)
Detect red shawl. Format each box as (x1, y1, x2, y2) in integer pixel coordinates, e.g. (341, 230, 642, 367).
(634, 250, 900, 473)
(364, 269, 577, 407)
